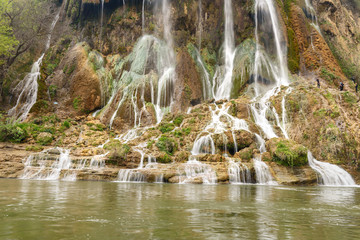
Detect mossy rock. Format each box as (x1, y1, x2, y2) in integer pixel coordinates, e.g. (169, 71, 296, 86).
(156, 136, 178, 155)
(266, 138, 308, 167)
(231, 39, 256, 98)
(36, 132, 53, 146)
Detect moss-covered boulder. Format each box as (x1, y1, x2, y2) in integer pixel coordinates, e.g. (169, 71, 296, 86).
(231, 39, 256, 98)
(266, 138, 308, 167)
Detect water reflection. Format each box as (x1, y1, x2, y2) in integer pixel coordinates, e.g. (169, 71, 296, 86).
(0, 180, 359, 240)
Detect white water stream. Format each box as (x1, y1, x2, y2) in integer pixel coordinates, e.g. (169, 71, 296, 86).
(213, 0, 236, 100)
(9, 10, 61, 121)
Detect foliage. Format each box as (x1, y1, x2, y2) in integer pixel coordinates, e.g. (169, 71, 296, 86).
(73, 97, 81, 110)
(159, 122, 175, 133)
(156, 136, 178, 155)
(0, 0, 18, 65)
(157, 153, 172, 164)
(62, 120, 71, 129)
(271, 140, 308, 167)
(0, 119, 27, 143)
(109, 144, 130, 162)
(173, 115, 184, 127)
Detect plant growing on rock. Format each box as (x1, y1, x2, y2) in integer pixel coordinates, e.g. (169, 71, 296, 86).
(156, 136, 178, 156)
(267, 138, 308, 167)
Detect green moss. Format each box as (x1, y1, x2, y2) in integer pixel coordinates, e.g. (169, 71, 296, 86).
(173, 115, 184, 126)
(37, 134, 53, 146)
(320, 67, 340, 82)
(0, 121, 28, 143)
(342, 91, 357, 105)
(271, 140, 308, 167)
(159, 122, 175, 133)
(25, 145, 44, 152)
(157, 153, 172, 164)
(73, 97, 81, 110)
(156, 136, 178, 155)
(287, 28, 300, 73)
(182, 127, 191, 135)
(313, 108, 327, 117)
(109, 144, 131, 162)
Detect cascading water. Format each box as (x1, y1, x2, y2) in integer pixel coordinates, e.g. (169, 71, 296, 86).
(21, 148, 107, 181)
(250, 0, 290, 139)
(100, 0, 105, 39)
(142, 0, 146, 33)
(103, 0, 176, 127)
(8, 10, 61, 121)
(213, 0, 236, 100)
(307, 152, 356, 186)
(304, 0, 321, 34)
(228, 160, 252, 184)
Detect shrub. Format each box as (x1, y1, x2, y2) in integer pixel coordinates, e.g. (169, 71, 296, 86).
(109, 144, 131, 162)
(73, 97, 81, 110)
(157, 153, 172, 164)
(269, 139, 308, 167)
(0, 121, 28, 143)
(62, 120, 71, 129)
(159, 122, 175, 133)
(173, 115, 184, 126)
(156, 136, 178, 155)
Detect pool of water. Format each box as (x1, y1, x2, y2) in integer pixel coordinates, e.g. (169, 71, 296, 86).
(0, 179, 359, 239)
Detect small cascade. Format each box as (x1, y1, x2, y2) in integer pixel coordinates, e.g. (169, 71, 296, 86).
(253, 157, 277, 185)
(194, 48, 213, 100)
(179, 157, 217, 184)
(304, 0, 321, 34)
(21, 148, 72, 180)
(21, 148, 108, 181)
(307, 152, 356, 186)
(8, 10, 61, 121)
(228, 160, 252, 184)
(253, 134, 277, 185)
(191, 135, 215, 155)
(117, 149, 146, 182)
(213, 0, 236, 100)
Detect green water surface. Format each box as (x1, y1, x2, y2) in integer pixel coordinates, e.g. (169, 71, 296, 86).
(0, 179, 359, 239)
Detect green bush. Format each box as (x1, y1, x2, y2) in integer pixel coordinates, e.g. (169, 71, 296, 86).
(157, 153, 172, 164)
(0, 122, 28, 143)
(173, 115, 184, 126)
(62, 120, 71, 129)
(109, 144, 131, 162)
(156, 136, 178, 155)
(272, 140, 308, 167)
(159, 122, 175, 133)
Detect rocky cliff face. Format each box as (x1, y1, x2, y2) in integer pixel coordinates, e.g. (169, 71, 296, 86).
(1, 0, 360, 185)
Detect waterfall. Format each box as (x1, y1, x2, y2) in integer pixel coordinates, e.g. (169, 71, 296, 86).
(118, 149, 146, 182)
(100, 0, 104, 39)
(253, 157, 277, 185)
(228, 160, 252, 184)
(142, 0, 146, 33)
(213, 0, 236, 100)
(21, 148, 108, 181)
(307, 152, 356, 186)
(179, 157, 217, 184)
(8, 10, 61, 121)
(304, 0, 321, 34)
(249, 0, 290, 139)
(192, 135, 216, 155)
(154, 0, 176, 122)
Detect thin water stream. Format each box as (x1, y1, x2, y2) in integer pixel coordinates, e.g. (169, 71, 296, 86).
(0, 179, 359, 240)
